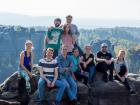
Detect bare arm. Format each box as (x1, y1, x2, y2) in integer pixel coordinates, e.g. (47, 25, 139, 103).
(44, 35, 49, 50)
(53, 67, 58, 83)
(19, 51, 32, 77)
(96, 57, 106, 63)
(30, 52, 34, 70)
(85, 58, 93, 65)
(39, 66, 49, 83)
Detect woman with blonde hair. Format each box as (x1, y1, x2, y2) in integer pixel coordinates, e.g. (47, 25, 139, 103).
(18, 40, 34, 94)
(114, 50, 137, 95)
(79, 44, 96, 84)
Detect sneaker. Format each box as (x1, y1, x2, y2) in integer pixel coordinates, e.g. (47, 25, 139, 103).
(130, 91, 137, 96)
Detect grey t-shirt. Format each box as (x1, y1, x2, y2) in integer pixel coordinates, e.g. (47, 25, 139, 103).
(114, 59, 128, 74)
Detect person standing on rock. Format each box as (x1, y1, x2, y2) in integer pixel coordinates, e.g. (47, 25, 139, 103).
(61, 24, 74, 55)
(114, 50, 137, 95)
(65, 15, 83, 56)
(38, 48, 66, 105)
(18, 40, 34, 94)
(96, 43, 114, 82)
(44, 18, 63, 58)
(56, 45, 78, 105)
(79, 44, 96, 84)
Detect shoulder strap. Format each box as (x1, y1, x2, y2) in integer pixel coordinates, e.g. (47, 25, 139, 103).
(30, 52, 32, 59)
(24, 51, 27, 57)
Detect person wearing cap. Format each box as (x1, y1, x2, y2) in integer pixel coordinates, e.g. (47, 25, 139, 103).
(18, 40, 34, 94)
(79, 44, 96, 84)
(44, 18, 63, 58)
(65, 15, 83, 56)
(96, 43, 114, 82)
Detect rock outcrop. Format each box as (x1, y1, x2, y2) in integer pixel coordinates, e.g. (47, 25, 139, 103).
(0, 67, 140, 105)
(0, 25, 46, 83)
(89, 72, 140, 105)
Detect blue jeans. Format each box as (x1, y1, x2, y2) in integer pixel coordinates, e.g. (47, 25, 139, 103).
(61, 76, 77, 101)
(18, 69, 31, 92)
(87, 66, 96, 83)
(38, 78, 66, 102)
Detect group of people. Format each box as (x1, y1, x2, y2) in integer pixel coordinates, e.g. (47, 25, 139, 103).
(18, 15, 137, 105)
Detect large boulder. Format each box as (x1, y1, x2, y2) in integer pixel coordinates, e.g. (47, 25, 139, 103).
(28, 82, 89, 105)
(88, 72, 140, 105)
(0, 67, 89, 105)
(0, 100, 20, 105)
(0, 66, 140, 105)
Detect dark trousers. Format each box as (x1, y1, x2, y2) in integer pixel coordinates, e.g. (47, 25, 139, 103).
(74, 71, 88, 85)
(115, 75, 131, 91)
(96, 62, 114, 81)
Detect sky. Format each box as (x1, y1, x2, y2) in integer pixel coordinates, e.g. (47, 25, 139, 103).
(0, 0, 140, 20)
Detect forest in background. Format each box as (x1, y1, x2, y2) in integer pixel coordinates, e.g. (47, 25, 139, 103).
(0, 25, 140, 83)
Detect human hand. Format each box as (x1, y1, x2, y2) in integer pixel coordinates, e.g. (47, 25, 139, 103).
(46, 80, 51, 87)
(50, 81, 55, 88)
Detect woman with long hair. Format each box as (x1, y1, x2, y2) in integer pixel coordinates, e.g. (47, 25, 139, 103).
(114, 50, 137, 95)
(18, 40, 34, 93)
(61, 24, 74, 55)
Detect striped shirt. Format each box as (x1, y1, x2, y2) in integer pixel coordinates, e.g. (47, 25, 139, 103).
(38, 58, 58, 79)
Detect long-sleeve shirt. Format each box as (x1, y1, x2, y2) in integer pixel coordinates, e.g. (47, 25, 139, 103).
(56, 55, 73, 79)
(70, 24, 80, 43)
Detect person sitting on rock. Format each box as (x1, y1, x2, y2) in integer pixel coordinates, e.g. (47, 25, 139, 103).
(38, 48, 66, 105)
(96, 43, 114, 82)
(56, 45, 78, 105)
(18, 40, 34, 94)
(71, 47, 88, 85)
(114, 50, 137, 95)
(44, 18, 63, 59)
(79, 44, 96, 84)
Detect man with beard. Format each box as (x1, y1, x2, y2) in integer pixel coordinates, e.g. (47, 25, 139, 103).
(44, 18, 63, 58)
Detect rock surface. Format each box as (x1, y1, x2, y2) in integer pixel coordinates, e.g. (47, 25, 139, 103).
(88, 72, 140, 105)
(0, 68, 140, 105)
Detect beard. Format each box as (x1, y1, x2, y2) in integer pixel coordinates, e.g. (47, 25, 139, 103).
(55, 23, 60, 27)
